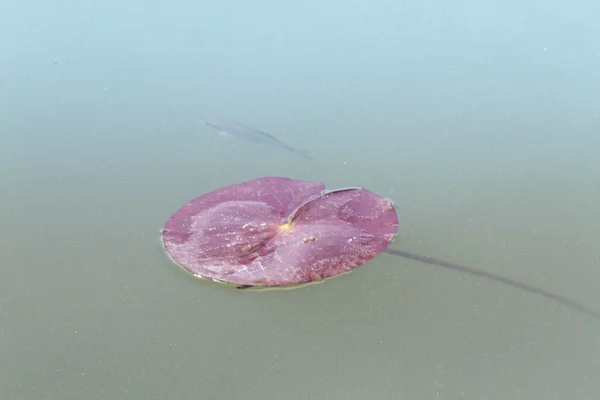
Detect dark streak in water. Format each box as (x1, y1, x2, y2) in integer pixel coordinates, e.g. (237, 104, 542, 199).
(384, 248, 600, 321)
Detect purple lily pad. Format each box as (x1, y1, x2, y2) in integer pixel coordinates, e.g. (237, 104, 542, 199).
(161, 177, 398, 287)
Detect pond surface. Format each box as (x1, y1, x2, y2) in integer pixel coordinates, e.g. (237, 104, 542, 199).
(2, 1, 599, 399)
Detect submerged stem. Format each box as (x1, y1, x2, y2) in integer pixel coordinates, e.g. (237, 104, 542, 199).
(384, 248, 600, 321)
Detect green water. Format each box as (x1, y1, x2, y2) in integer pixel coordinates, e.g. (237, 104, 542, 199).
(2, 1, 600, 399)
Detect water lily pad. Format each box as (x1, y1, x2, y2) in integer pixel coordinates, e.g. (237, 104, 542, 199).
(161, 177, 398, 287)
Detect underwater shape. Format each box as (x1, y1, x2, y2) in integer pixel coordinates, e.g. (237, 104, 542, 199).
(199, 119, 313, 160)
(162, 177, 398, 287)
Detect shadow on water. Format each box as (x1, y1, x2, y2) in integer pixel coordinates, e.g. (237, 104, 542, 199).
(384, 248, 600, 321)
